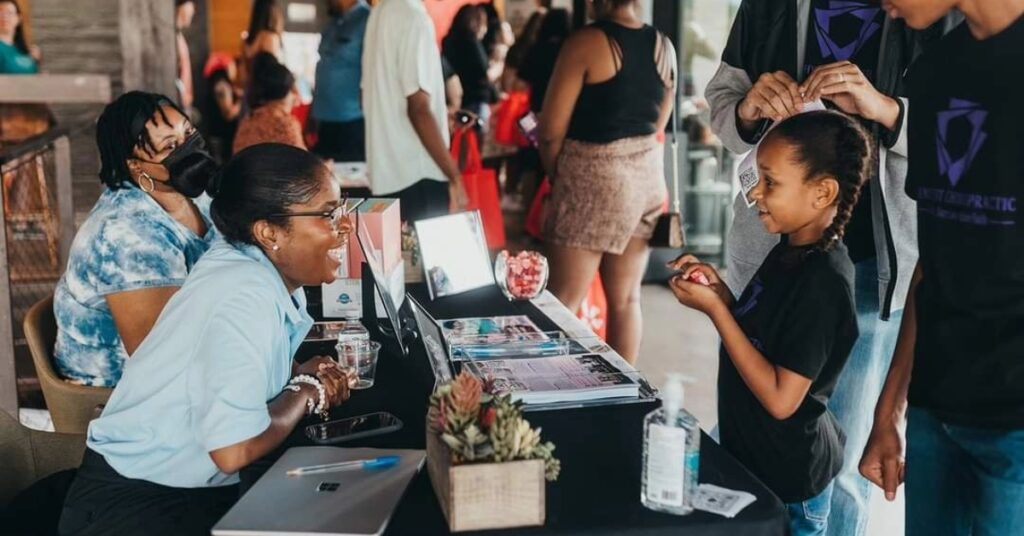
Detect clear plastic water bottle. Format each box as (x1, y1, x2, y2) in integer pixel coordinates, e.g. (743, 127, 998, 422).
(335, 319, 369, 347)
(641, 374, 700, 515)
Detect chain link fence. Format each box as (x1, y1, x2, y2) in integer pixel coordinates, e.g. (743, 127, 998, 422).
(0, 128, 75, 413)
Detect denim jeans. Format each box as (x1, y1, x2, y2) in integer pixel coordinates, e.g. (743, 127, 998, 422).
(905, 408, 1024, 536)
(825, 261, 903, 536)
(788, 482, 835, 536)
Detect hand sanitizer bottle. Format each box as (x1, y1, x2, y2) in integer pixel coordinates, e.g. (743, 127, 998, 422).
(641, 374, 700, 515)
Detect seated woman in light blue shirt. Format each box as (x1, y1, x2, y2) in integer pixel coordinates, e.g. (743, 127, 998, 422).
(53, 91, 219, 387)
(58, 144, 357, 536)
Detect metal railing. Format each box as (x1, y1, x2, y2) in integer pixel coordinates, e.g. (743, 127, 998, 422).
(0, 128, 75, 419)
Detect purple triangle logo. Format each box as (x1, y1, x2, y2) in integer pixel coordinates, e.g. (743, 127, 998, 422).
(734, 276, 763, 318)
(813, 1, 883, 61)
(936, 98, 988, 188)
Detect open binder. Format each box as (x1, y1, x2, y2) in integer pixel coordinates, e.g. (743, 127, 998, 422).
(407, 294, 657, 412)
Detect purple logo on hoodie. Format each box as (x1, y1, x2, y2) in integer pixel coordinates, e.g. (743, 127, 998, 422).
(813, 1, 883, 61)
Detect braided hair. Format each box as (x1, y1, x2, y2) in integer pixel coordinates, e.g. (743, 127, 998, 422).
(765, 110, 873, 252)
(95, 91, 189, 190)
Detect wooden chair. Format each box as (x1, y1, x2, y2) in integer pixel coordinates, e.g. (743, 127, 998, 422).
(23, 295, 112, 434)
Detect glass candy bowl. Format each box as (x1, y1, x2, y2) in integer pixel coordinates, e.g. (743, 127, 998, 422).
(494, 250, 549, 301)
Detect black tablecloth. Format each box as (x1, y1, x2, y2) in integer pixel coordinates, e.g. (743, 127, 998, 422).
(242, 285, 788, 536)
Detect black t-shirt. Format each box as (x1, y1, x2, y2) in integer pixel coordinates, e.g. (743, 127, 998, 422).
(903, 16, 1024, 429)
(718, 241, 859, 503)
(520, 39, 564, 113)
(804, 0, 886, 263)
(442, 34, 493, 109)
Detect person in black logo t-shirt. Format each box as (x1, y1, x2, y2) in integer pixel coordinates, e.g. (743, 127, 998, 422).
(859, 2, 1024, 535)
(670, 111, 869, 536)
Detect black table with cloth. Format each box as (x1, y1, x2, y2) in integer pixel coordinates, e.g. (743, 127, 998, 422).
(241, 285, 788, 536)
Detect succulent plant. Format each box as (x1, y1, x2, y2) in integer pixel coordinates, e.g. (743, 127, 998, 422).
(429, 371, 560, 481)
(450, 372, 483, 417)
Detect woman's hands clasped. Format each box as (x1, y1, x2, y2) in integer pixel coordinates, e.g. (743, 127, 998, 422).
(295, 356, 358, 408)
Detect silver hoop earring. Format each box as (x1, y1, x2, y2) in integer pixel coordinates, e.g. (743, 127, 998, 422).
(139, 172, 156, 193)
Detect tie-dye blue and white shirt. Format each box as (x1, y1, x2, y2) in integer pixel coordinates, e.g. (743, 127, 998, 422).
(53, 185, 215, 387)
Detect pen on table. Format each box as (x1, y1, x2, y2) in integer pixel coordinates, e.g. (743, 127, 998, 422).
(286, 456, 401, 477)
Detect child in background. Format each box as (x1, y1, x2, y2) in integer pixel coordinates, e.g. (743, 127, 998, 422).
(669, 110, 870, 536)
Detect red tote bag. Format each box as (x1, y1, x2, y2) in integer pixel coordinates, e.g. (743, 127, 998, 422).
(451, 127, 506, 249)
(494, 90, 532, 147)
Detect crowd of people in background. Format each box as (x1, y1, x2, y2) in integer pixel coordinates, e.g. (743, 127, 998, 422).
(3, 0, 1022, 535)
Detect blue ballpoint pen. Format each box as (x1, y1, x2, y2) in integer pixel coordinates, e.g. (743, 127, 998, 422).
(286, 455, 401, 477)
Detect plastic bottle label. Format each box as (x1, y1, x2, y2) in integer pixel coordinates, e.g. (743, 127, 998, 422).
(646, 424, 687, 507)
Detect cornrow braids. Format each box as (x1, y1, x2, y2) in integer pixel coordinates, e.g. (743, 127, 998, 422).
(766, 110, 873, 253)
(95, 91, 188, 190)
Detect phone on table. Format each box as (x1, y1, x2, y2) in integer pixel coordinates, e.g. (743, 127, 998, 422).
(305, 412, 404, 445)
(304, 321, 348, 342)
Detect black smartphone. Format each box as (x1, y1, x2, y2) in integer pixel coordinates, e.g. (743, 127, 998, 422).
(304, 321, 349, 342)
(305, 412, 404, 445)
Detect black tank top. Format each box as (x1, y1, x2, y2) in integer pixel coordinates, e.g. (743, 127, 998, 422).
(566, 21, 666, 144)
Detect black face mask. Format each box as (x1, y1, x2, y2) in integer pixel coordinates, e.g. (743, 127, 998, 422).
(141, 134, 218, 198)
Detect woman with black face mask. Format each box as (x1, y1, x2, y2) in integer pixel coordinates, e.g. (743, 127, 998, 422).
(52, 91, 219, 388)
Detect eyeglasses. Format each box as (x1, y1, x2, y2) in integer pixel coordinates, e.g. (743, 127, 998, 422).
(270, 198, 351, 229)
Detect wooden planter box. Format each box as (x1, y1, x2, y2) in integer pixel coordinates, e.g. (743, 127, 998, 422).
(426, 429, 546, 532)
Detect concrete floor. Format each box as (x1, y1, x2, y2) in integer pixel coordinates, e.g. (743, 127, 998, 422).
(636, 283, 904, 536)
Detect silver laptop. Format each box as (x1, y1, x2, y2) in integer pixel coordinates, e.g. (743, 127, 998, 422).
(213, 447, 425, 536)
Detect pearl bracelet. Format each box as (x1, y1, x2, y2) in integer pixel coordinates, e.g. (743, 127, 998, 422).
(288, 374, 328, 421)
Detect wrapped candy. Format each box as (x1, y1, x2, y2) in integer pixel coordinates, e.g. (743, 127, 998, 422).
(687, 270, 711, 286)
(495, 250, 550, 301)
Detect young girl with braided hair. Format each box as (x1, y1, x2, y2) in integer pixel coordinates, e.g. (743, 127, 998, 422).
(670, 110, 871, 536)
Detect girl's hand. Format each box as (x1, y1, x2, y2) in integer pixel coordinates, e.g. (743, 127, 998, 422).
(668, 254, 723, 283)
(666, 253, 701, 271)
(667, 255, 733, 305)
(669, 274, 726, 316)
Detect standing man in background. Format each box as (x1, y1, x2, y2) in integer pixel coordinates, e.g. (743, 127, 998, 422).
(311, 0, 370, 162)
(362, 0, 467, 223)
(860, 0, 1024, 534)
